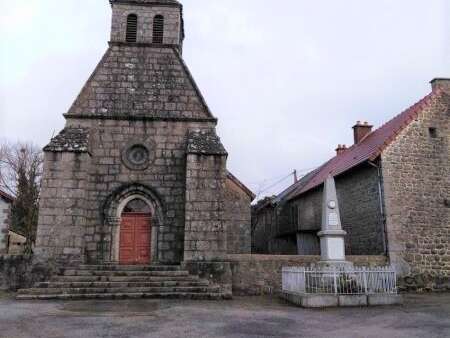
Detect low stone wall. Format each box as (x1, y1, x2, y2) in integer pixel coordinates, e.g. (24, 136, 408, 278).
(398, 273, 450, 293)
(0, 255, 54, 291)
(182, 261, 233, 296)
(227, 254, 388, 296)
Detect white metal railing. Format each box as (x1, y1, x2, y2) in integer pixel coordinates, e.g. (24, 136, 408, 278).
(282, 266, 397, 295)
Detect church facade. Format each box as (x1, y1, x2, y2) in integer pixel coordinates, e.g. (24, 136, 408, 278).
(35, 0, 254, 267)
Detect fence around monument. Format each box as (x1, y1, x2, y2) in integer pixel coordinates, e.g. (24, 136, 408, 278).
(282, 266, 397, 295)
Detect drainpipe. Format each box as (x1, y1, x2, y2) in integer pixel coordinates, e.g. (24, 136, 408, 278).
(368, 160, 389, 256)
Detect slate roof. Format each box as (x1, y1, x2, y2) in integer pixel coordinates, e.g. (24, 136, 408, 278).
(252, 196, 276, 213)
(65, 45, 214, 121)
(187, 130, 227, 156)
(285, 88, 445, 202)
(275, 167, 324, 204)
(44, 128, 90, 153)
(0, 189, 14, 203)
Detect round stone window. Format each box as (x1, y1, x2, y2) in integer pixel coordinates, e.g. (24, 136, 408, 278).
(127, 145, 149, 166)
(122, 141, 154, 170)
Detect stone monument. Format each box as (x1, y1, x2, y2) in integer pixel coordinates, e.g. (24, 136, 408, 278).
(317, 176, 352, 268)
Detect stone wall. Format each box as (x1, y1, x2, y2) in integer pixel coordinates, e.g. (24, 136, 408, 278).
(290, 167, 385, 255)
(255, 167, 385, 256)
(336, 164, 385, 255)
(111, 3, 182, 46)
(0, 255, 54, 291)
(228, 254, 388, 295)
(0, 199, 10, 254)
(35, 120, 221, 265)
(184, 151, 228, 261)
(225, 178, 252, 254)
(35, 151, 91, 264)
(382, 91, 450, 279)
(77, 120, 215, 264)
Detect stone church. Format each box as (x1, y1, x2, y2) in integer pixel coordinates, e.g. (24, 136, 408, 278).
(34, 0, 254, 268)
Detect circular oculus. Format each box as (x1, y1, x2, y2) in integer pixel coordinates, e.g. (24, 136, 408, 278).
(121, 142, 153, 171)
(126, 145, 149, 166)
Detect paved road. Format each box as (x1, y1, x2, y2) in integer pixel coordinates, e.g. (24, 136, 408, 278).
(0, 292, 449, 338)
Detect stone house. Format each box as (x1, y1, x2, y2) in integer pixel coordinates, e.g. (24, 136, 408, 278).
(34, 0, 254, 269)
(225, 172, 256, 254)
(7, 230, 27, 255)
(0, 190, 14, 254)
(253, 79, 449, 281)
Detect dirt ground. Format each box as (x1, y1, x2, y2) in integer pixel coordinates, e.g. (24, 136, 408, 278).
(0, 293, 449, 338)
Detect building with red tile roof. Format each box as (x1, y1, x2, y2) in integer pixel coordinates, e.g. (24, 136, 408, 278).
(252, 79, 449, 288)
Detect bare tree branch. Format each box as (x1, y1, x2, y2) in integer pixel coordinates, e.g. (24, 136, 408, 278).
(0, 140, 43, 253)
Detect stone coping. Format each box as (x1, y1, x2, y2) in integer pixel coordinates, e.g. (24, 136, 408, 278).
(226, 254, 388, 265)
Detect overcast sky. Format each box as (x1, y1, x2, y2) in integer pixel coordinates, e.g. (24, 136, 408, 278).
(0, 0, 449, 199)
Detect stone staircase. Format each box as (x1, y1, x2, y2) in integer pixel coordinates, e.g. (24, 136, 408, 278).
(17, 264, 230, 301)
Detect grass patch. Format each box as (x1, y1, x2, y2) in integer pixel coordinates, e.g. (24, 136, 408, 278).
(0, 290, 12, 299)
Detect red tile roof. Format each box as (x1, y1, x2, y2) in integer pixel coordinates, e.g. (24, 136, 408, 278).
(0, 189, 15, 203)
(227, 171, 256, 201)
(286, 89, 444, 201)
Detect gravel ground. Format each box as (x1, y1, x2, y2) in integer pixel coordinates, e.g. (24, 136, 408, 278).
(0, 293, 449, 338)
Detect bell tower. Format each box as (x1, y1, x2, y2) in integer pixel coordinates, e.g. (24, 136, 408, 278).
(109, 0, 184, 51)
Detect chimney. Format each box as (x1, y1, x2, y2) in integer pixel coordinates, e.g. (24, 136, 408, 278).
(430, 78, 450, 93)
(335, 144, 347, 156)
(352, 121, 373, 144)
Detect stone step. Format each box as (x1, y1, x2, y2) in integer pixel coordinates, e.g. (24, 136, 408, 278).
(63, 270, 190, 277)
(51, 276, 201, 283)
(36, 280, 210, 289)
(15, 264, 228, 302)
(19, 286, 220, 295)
(16, 292, 230, 301)
(78, 265, 182, 272)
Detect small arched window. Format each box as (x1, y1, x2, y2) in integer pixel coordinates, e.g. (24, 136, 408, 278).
(153, 15, 164, 44)
(123, 199, 152, 214)
(126, 14, 138, 43)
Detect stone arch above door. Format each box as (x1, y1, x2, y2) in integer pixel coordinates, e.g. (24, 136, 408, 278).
(102, 184, 165, 263)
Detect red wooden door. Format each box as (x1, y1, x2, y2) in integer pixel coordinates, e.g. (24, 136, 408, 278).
(119, 213, 151, 265)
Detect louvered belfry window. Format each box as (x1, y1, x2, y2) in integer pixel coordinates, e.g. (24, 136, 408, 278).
(126, 14, 138, 43)
(153, 15, 164, 44)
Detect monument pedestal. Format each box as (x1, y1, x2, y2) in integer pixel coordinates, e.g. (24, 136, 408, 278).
(318, 229, 354, 270)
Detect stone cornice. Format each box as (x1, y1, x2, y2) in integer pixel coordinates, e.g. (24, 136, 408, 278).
(64, 114, 218, 124)
(108, 41, 180, 48)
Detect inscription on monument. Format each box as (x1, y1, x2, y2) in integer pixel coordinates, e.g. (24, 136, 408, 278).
(329, 212, 339, 227)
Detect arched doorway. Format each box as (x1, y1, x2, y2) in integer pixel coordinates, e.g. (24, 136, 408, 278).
(103, 184, 164, 264)
(119, 198, 152, 265)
